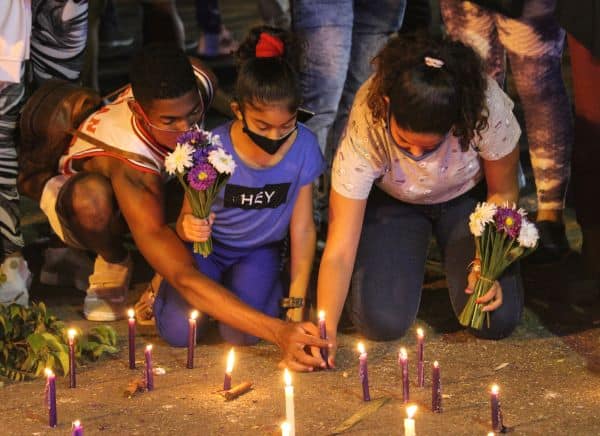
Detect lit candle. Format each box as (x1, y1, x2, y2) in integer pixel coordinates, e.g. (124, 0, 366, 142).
(223, 348, 234, 391)
(128, 309, 136, 369)
(399, 347, 409, 403)
(284, 369, 295, 436)
(187, 310, 198, 369)
(281, 421, 291, 436)
(72, 420, 84, 436)
(357, 342, 371, 402)
(318, 310, 329, 368)
(68, 328, 76, 389)
(416, 328, 424, 387)
(145, 344, 154, 391)
(404, 404, 417, 436)
(431, 361, 442, 413)
(45, 368, 57, 427)
(490, 384, 504, 433)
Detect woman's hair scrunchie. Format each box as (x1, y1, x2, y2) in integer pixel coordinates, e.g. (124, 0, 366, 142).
(255, 32, 285, 58)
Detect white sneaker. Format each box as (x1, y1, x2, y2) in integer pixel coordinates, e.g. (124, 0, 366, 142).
(0, 255, 31, 307)
(40, 247, 94, 292)
(83, 254, 132, 321)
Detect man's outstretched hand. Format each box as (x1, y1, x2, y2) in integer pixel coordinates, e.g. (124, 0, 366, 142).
(275, 321, 330, 372)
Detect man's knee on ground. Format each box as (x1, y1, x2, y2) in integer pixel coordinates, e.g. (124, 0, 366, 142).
(67, 174, 116, 233)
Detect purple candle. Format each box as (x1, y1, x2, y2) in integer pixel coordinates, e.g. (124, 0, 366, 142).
(223, 348, 234, 390)
(68, 329, 76, 388)
(187, 310, 198, 369)
(318, 310, 329, 367)
(128, 309, 136, 369)
(431, 361, 442, 413)
(357, 342, 371, 402)
(399, 347, 410, 403)
(145, 344, 154, 391)
(490, 384, 504, 432)
(45, 368, 57, 427)
(72, 420, 84, 436)
(416, 328, 424, 387)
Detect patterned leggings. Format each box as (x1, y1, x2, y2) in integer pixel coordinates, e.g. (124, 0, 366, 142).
(440, 0, 573, 212)
(0, 0, 87, 258)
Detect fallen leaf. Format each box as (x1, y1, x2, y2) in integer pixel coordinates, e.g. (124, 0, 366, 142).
(330, 397, 391, 434)
(494, 362, 510, 371)
(124, 378, 146, 398)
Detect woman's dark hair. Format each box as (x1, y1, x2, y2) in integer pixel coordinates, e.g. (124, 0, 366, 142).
(367, 32, 488, 151)
(130, 43, 196, 109)
(235, 26, 303, 111)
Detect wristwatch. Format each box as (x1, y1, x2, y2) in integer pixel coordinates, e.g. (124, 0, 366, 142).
(280, 297, 304, 309)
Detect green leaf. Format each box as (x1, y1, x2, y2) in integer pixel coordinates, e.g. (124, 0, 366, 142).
(26, 333, 46, 354)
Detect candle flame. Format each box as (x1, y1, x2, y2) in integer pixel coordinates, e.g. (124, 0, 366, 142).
(226, 348, 235, 373)
(284, 368, 292, 386)
(44, 368, 54, 377)
(417, 327, 424, 338)
(491, 384, 499, 394)
(406, 404, 417, 419)
(399, 347, 407, 359)
(318, 310, 325, 321)
(433, 361, 439, 368)
(72, 420, 81, 428)
(281, 421, 291, 436)
(68, 328, 76, 339)
(357, 342, 365, 354)
(128, 308, 135, 319)
(190, 310, 199, 320)
(146, 344, 153, 352)
(487, 433, 495, 436)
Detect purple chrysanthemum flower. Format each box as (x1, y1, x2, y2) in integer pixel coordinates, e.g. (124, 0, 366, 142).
(187, 162, 217, 191)
(192, 145, 218, 163)
(494, 207, 522, 238)
(177, 129, 210, 147)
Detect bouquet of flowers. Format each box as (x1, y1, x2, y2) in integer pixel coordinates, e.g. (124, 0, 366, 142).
(164, 128, 236, 257)
(458, 202, 539, 329)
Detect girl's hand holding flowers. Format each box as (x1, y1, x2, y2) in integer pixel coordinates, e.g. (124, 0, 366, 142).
(180, 212, 215, 243)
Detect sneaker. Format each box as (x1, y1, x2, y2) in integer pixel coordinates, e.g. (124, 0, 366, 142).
(40, 247, 94, 292)
(196, 26, 239, 58)
(0, 255, 31, 307)
(99, 28, 134, 49)
(83, 254, 132, 321)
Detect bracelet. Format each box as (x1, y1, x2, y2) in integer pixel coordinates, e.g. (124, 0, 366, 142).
(468, 259, 481, 273)
(280, 297, 304, 309)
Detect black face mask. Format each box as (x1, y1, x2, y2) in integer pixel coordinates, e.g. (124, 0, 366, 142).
(242, 118, 297, 155)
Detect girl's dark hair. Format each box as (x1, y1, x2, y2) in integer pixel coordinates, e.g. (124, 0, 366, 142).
(235, 26, 303, 111)
(367, 32, 488, 151)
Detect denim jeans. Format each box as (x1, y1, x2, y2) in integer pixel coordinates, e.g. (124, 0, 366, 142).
(349, 186, 524, 340)
(154, 241, 283, 347)
(292, 0, 406, 158)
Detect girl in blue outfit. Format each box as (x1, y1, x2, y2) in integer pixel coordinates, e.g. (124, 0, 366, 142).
(153, 26, 325, 347)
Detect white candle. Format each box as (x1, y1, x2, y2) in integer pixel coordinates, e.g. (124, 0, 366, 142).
(223, 348, 235, 390)
(284, 369, 295, 436)
(281, 421, 291, 436)
(404, 404, 417, 436)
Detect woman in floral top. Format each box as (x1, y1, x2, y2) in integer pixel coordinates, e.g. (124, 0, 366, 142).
(317, 33, 524, 367)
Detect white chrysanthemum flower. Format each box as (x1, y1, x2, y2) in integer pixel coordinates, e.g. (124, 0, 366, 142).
(164, 143, 194, 175)
(209, 133, 222, 147)
(468, 202, 497, 236)
(208, 148, 236, 174)
(517, 220, 539, 248)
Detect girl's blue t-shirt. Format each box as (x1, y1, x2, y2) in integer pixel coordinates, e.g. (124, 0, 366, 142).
(209, 122, 325, 248)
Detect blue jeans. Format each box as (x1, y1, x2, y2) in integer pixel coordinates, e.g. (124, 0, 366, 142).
(349, 186, 524, 340)
(292, 0, 406, 157)
(154, 241, 283, 347)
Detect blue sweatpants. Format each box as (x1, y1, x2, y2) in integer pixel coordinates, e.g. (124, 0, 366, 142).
(154, 241, 283, 347)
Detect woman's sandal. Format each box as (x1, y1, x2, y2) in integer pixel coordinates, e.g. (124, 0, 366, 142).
(134, 279, 159, 326)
